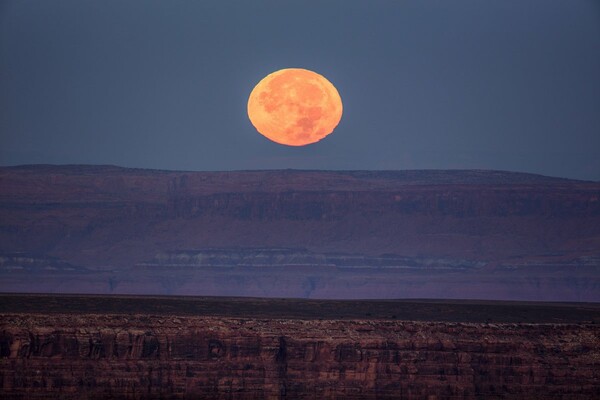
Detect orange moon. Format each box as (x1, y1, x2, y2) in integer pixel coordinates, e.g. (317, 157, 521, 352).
(247, 68, 343, 146)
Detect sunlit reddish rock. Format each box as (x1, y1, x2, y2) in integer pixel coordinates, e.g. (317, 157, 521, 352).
(1, 313, 599, 399)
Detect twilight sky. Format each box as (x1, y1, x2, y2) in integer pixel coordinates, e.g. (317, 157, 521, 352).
(1, 0, 599, 180)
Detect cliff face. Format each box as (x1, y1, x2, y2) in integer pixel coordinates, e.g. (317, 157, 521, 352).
(1, 165, 599, 300)
(1, 165, 599, 267)
(2, 313, 599, 399)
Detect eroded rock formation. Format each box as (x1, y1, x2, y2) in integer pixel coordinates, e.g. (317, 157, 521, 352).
(1, 312, 599, 399)
(1, 165, 599, 300)
(1, 165, 599, 268)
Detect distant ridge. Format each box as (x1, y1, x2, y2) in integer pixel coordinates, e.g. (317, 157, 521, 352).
(0, 164, 598, 301)
(0, 164, 589, 187)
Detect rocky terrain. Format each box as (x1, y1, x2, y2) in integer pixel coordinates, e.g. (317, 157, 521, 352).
(1, 165, 599, 300)
(1, 295, 599, 399)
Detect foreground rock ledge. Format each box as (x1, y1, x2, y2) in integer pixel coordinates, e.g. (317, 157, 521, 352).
(2, 311, 599, 399)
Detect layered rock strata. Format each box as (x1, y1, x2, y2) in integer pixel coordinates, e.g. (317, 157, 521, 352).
(1, 166, 599, 300)
(1, 301, 599, 399)
(2, 165, 599, 268)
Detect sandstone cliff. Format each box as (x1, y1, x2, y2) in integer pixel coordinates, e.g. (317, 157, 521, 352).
(2, 165, 598, 267)
(1, 165, 599, 300)
(1, 295, 599, 399)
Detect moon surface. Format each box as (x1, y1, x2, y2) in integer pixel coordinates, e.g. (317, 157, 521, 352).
(247, 68, 343, 146)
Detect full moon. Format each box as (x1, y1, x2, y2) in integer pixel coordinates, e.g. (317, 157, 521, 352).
(247, 68, 343, 146)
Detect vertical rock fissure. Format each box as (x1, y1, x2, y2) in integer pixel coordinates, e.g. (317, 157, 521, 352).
(275, 336, 287, 398)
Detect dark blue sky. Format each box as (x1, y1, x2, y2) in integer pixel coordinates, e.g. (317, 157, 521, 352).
(1, 0, 599, 180)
